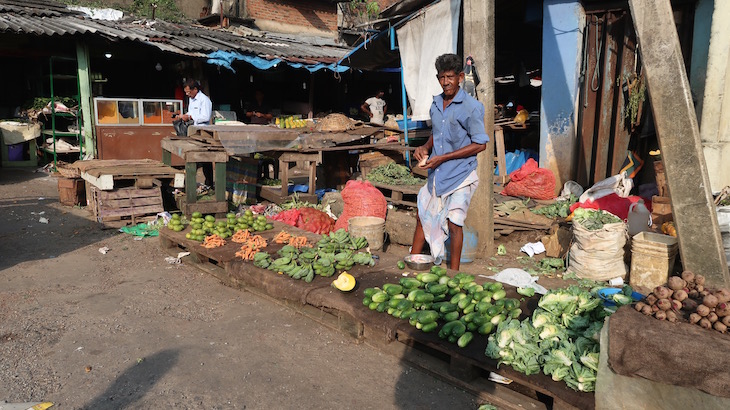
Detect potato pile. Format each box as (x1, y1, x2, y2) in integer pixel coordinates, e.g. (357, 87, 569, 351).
(634, 271, 730, 334)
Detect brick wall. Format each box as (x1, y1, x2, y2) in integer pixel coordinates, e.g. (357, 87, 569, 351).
(247, 0, 338, 32)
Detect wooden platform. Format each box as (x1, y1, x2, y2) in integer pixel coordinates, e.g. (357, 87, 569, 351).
(72, 159, 184, 190)
(370, 181, 422, 207)
(157, 222, 593, 410)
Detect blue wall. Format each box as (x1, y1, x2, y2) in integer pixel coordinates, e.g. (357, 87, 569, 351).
(540, 0, 585, 190)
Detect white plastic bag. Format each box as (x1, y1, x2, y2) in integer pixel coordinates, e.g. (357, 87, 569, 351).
(579, 172, 633, 203)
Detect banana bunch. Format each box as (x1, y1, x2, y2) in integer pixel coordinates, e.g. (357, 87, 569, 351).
(297, 247, 318, 264)
(334, 251, 355, 271)
(269, 255, 297, 274)
(277, 245, 300, 258)
(253, 251, 272, 269)
(317, 229, 369, 252)
(353, 252, 376, 267)
(313, 256, 336, 277)
(288, 262, 315, 283)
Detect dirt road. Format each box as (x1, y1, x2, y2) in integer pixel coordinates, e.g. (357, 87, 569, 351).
(0, 169, 479, 409)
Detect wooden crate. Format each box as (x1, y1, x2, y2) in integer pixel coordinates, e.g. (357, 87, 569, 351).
(57, 177, 85, 206)
(88, 184, 163, 224)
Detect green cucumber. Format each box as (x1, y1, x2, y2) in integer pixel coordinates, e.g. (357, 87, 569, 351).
(426, 283, 448, 295)
(421, 322, 438, 333)
(476, 301, 492, 313)
(503, 298, 519, 310)
(387, 307, 395, 315)
(467, 322, 478, 332)
(396, 299, 414, 311)
(376, 302, 388, 313)
(363, 288, 378, 298)
(457, 332, 474, 348)
(368, 301, 379, 310)
(415, 310, 439, 325)
(388, 299, 402, 308)
(462, 312, 478, 323)
(441, 320, 460, 335)
(407, 289, 420, 301)
(391, 294, 406, 300)
(451, 321, 467, 337)
(438, 275, 450, 285)
(492, 289, 507, 301)
(457, 297, 471, 310)
(509, 308, 522, 319)
(383, 284, 403, 296)
(478, 322, 494, 335)
(450, 293, 468, 304)
(472, 315, 492, 327)
(439, 303, 458, 313)
(462, 302, 476, 314)
(417, 273, 439, 283)
(448, 335, 458, 343)
(400, 278, 423, 289)
(447, 279, 460, 288)
(442, 311, 459, 322)
(415, 292, 434, 303)
(401, 308, 416, 320)
(363, 297, 372, 306)
(371, 292, 390, 303)
(448, 288, 460, 296)
(491, 314, 506, 326)
(487, 282, 503, 292)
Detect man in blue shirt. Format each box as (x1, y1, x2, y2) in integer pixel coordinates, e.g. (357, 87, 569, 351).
(411, 54, 489, 270)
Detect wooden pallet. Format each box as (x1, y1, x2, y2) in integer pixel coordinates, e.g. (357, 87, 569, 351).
(74, 159, 184, 190)
(370, 181, 422, 207)
(87, 183, 163, 225)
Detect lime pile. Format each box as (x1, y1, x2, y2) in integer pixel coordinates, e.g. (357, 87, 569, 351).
(239, 209, 273, 232)
(167, 213, 185, 231)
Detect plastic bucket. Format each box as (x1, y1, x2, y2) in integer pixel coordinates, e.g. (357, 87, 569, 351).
(444, 226, 479, 264)
(7, 142, 24, 161)
(629, 231, 679, 290)
(348, 216, 386, 251)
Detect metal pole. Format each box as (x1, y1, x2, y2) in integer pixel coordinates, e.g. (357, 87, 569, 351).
(400, 60, 410, 167)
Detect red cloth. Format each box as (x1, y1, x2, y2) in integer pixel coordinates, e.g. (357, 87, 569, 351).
(569, 193, 652, 220)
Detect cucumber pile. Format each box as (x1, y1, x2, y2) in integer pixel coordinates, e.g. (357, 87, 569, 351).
(362, 266, 523, 348)
(253, 229, 374, 283)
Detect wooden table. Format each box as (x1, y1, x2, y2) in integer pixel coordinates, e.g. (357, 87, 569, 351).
(161, 137, 228, 215)
(259, 151, 322, 204)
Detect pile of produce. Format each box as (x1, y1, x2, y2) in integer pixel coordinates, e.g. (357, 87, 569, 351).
(572, 208, 621, 230)
(166, 213, 185, 231)
(202, 235, 226, 249)
(362, 268, 524, 348)
(253, 229, 373, 282)
(634, 271, 730, 334)
(532, 194, 578, 218)
(485, 286, 607, 392)
(366, 162, 425, 186)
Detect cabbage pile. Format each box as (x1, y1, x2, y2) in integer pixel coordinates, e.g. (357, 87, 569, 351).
(485, 286, 608, 392)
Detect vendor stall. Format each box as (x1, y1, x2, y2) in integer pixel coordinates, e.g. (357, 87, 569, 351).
(94, 97, 183, 163)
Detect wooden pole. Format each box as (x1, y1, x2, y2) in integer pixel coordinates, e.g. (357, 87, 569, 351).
(463, 0, 495, 257)
(628, 0, 730, 287)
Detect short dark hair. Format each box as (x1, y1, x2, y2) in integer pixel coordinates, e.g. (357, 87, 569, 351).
(435, 54, 463, 75)
(184, 79, 200, 90)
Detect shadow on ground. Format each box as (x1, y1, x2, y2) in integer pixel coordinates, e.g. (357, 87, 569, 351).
(83, 349, 179, 409)
(0, 168, 118, 270)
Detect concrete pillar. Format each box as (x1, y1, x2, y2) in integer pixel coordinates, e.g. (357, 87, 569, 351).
(696, 1, 730, 192)
(539, 0, 585, 193)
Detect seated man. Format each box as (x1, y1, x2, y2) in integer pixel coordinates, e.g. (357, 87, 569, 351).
(180, 79, 214, 186)
(410, 54, 488, 270)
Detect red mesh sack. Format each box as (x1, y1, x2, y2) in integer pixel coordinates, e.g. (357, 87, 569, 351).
(501, 158, 556, 200)
(296, 207, 335, 234)
(334, 180, 387, 231)
(270, 209, 301, 227)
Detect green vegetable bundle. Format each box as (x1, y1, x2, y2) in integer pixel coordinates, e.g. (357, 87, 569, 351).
(366, 162, 425, 186)
(572, 208, 621, 230)
(532, 194, 578, 218)
(485, 286, 608, 392)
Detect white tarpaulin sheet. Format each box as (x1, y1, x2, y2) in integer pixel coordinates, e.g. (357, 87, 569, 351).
(396, 0, 461, 121)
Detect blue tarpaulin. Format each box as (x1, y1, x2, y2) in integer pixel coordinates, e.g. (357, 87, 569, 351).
(207, 51, 349, 73)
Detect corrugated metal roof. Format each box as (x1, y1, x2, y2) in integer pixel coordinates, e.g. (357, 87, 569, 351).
(0, 1, 350, 64)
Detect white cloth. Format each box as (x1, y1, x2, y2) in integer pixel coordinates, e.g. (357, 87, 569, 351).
(187, 90, 212, 125)
(483, 268, 548, 295)
(364, 97, 386, 125)
(417, 169, 478, 264)
(520, 242, 546, 257)
(396, 0, 461, 121)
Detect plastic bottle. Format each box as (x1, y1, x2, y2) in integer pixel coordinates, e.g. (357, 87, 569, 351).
(628, 199, 652, 236)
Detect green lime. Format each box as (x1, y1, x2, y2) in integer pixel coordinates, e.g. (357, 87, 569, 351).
(244, 210, 253, 217)
(397, 261, 406, 270)
(257, 215, 267, 223)
(240, 224, 249, 230)
(237, 217, 246, 224)
(185, 233, 192, 239)
(192, 212, 202, 218)
(192, 223, 202, 230)
(226, 212, 236, 219)
(265, 223, 273, 230)
(216, 221, 226, 228)
(171, 213, 181, 220)
(205, 215, 215, 222)
(173, 225, 183, 232)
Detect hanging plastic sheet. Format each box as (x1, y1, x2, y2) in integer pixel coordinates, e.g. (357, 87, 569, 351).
(206, 51, 349, 73)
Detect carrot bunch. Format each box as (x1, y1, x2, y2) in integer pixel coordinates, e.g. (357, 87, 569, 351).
(202, 234, 226, 249)
(232, 229, 252, 243)
(247, 235, 267, 249)
(273, 231, 292, 244)
(288, 235, 308, 249)
(235, 244, 260, 261)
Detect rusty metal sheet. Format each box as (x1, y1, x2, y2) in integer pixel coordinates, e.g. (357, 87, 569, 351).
(96, 125, 183, 166)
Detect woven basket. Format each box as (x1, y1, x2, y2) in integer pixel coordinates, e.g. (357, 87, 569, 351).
(315, 113, 357, 132)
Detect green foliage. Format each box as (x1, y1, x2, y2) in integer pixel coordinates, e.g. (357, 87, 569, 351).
(349, 0, 380, 19)
(366, 162, 425, 186)
(572, 208, 621, 230)
(531, 194, 578, 218)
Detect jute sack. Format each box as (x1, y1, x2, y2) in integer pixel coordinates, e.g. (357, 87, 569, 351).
(566, 219, 628, 281)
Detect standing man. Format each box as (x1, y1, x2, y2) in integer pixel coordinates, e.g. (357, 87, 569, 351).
(361, 90, 387, 125)
(180, 79, 214, 186)
(411, 54, 488, 270)
(180, 79, 212, 126)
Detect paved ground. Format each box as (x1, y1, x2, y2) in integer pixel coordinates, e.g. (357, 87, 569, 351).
(0, 168, 482, 409)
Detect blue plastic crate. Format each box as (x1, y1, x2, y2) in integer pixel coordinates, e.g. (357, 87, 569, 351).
(396, 119, 429, 130)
